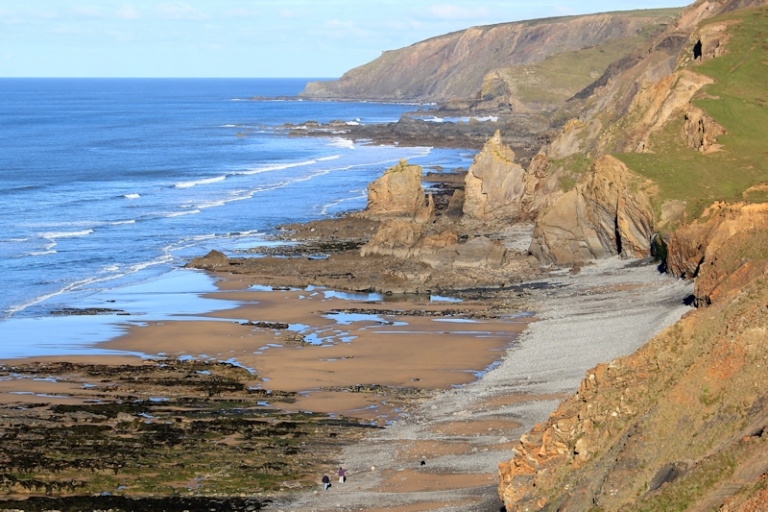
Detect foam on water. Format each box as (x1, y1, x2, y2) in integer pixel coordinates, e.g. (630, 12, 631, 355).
(174, 175, 227, 189)
(0, 78, 476, 356)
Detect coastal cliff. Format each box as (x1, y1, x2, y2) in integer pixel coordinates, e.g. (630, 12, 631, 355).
(192, 2, 768, 509)
(300, 9, 680, 113)
(497, 1, 768, 510)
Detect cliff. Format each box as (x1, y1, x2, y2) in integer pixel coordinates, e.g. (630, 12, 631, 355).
(529, 155, 655, 264)
(498, 243, 768, 509)
(499, 2, 768, 510)
(529, 0, 768, 265)
(300, 9, 680, 112)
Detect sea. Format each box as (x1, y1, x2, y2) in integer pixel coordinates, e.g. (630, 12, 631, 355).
(0, 78, 476, 358)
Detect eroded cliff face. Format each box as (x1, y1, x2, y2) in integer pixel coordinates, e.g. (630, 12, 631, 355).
(534, 2, 758, 160)
(499, 3, 768, 510)
(300, 11, 679, 108)
(667, 201, 768, 305)
(499, 222, 768, 511)
(529, 155, 655, 264)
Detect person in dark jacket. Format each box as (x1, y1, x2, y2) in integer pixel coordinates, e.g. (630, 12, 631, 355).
(321, 474, 331, 490)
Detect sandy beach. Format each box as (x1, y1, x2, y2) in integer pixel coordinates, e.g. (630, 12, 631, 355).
(0, 255, 692, 511)
(272, 258, 694, 511)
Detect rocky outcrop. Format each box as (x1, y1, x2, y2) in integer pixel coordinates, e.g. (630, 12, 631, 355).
(300, 11, 680, 106)
(619, 69, 717, 153)
(360, 219, 510, 269)
(462, 131, 528, 222)
(186, 249, 229, 269)
(536, 1, 764, 160)
(363, 160, 432, 220)
(529, 156, 655, 264)
(358, 156, 512, 269)
(667, 201, 768, 305)
(683, 104, 727, 152)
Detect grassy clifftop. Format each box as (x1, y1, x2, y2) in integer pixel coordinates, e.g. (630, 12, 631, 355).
(618, 6, 768, 219)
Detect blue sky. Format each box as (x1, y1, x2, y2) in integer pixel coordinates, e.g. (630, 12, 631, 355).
(0, 1, 686, 78)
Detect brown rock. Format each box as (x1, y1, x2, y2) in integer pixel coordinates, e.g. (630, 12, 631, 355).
(682, 105, 726, 153)
(186, 249, 229, 269)
(462, 131, 528, 222)
(359, 220, 425, 260)
(364, 160, 427, 219)
(667, 202, 768, 305)
(530, 156, 655, 264)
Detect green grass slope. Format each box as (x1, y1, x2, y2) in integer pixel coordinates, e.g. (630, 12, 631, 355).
(618, 6, 768, 218)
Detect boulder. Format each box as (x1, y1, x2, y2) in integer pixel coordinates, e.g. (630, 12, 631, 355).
(530, 155, 655, 264)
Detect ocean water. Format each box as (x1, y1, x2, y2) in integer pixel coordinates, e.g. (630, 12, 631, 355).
(0, 78, 475, 357)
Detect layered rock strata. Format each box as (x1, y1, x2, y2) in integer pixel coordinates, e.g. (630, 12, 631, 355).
(529, 156, 655, 265)
(667, 201, 768, 305)
(462, 131, 530, 222)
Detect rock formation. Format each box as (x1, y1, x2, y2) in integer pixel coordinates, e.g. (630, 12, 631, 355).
(499, 2, 768, 509)
(462, 131, 529, 222)
(499, 220, 768, 510)
(529, 156, 655, 264)
(186, 249, 229, 269)
(682, 104, 727, 153)
(667, 201, 768, 305)
(362, 160, 433, 221)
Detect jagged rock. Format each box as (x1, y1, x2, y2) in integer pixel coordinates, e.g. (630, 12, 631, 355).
(462, 131, 528, 222)
(621, 69, 716, 153)
(445, 189, 465, 217)
(667, 202, 768, 305)
(691, 20, 738, 63)
(186, 249, 229, 269)
(530, 156, 655, 264)
(683, 105, 726, 152)
(364, 160, 429, 220)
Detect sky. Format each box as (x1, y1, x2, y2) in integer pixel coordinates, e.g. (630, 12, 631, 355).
(0, 0, 688, 78)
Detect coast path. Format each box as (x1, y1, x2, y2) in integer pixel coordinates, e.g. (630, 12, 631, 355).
(275, 258, 693, 512)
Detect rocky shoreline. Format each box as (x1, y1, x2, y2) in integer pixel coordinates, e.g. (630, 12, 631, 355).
(0, 174, 694, 512)
(279, 114, 552, 165)
(269, 257, 693, 511)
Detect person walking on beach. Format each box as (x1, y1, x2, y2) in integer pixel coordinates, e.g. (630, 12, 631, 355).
(321, 474, 331, 490)
(338, 466, 346, 483)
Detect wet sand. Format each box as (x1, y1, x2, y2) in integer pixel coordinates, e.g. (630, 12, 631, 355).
(0, 259, 694, 511)
(0, 273, 531, 428)
(103, 278, 532, 424)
